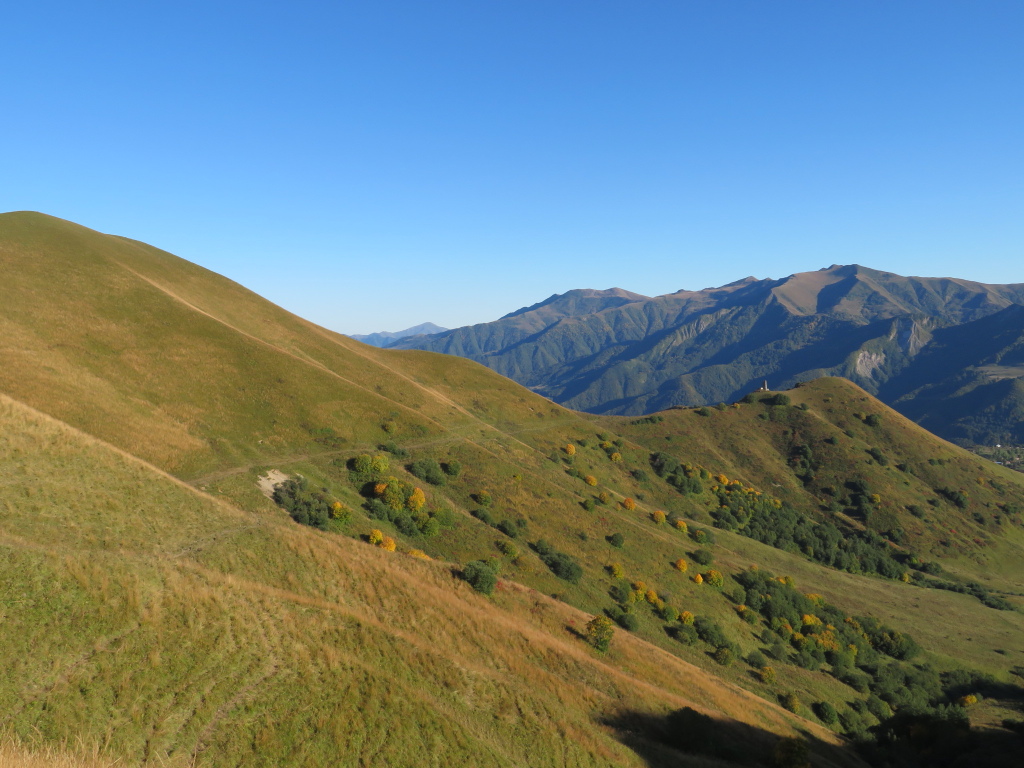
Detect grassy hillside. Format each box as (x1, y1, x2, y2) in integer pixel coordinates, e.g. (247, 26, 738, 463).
(4, 212, 1024, 766)
(0, 393, 856, 768)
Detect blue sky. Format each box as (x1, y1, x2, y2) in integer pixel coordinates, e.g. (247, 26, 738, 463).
(3, 1, 1022, 334)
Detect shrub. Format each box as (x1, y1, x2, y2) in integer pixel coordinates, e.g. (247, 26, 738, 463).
(713, 646, 734, 666)
(704, 569, 724, 587)
(584, 475, 598, 486)
(379, 442, 408, 458)
(496, 540, 519, 558)
(272, 475, 334, 530)
(759, 666, 776, 684)
(597, 491, 610, 504)
(442, 460, 462, 477)
(607, 562, 624, 578)
(671, 624, 698, 645)
(680, 611, 695, 625)
(697, 407, 711, 416)
(533, 540, 584, 583)
(461, 560, 498, 595)
(617, 612, 639, 631)
(691, 548, 714, 566)
(609, 452, 622, 462)
(473, 491, 492, 507)
(368, 529, 384, 545)
(495, 519, 520, 538)
(471, 508, 494, 526)
(780, 692, 801, 713)
(380, 536, 397, 552)
(864, 413, 881, 427)
(608, 532, 625, 548)
(747, 650, 767, 669)
(674, 519, 688, 533)
(651, 510, 666, 524)
(772, 738, 810, 768)
(565, 443, 576, 456)
(691, 528, 715, 545)
(673, 558, 688, 573)
(581, 498, 596, 511)
(622, 497, 637, 511)
(814, 701, 838, 725)
(585, 615, 614, 651)
(408, 458, 446, 485)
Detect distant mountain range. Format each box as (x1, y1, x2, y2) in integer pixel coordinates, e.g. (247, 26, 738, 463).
(348, 321, 448, 348)
(391, 265, 1024, 445)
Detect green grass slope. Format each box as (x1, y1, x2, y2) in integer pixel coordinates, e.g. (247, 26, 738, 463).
(0, 392, 855, 768)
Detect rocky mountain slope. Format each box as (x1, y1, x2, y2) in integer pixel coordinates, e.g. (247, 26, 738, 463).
(393, 265, 1024, 444)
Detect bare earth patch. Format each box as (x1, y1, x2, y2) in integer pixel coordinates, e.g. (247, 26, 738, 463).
(257, 469, 288, 499)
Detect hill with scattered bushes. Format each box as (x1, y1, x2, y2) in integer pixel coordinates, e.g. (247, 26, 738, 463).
(3, 212, 1024, 767)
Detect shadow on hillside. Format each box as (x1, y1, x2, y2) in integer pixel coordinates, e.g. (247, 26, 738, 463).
(602, 706, 1024, 768)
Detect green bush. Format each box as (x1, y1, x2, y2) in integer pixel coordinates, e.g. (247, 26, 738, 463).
(608, 532, 625, 548)
(691, 548, 714, 566)
(533, 539, 583, 583)
(442, 460, 462, 477)
(273, 476, 334, 530)
(461, 560, 498, 595)
(408, 458, 446, 485)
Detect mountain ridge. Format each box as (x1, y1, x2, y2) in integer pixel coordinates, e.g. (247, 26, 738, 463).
(394, 264, 1024, 442)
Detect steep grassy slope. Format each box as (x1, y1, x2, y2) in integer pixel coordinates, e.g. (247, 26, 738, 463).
(394, 265, 1024, 443)
(4, 212, 1024, 766)
(0, 393, 856, 768)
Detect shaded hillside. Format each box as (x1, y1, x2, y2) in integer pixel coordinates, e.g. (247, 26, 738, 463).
(4, 212, 1024, 767)
(394, 265, 1024, 442)
(881, 305, 1024, 445)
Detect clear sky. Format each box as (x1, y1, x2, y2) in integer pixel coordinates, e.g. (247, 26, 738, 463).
(3, 1, 1022, 334)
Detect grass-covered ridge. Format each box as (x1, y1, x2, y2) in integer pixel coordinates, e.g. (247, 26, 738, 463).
(3, 212, 1024, 766)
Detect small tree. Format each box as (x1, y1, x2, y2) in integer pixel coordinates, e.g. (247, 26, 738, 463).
(693, 573, 704, 585)
(713, 646, 734, 666)
(407, 487, 426, 512)
(674, 519, 688, 533)
(584, 475, 598, 486)
(368, 529, 384, 545)
(608, 532, 625, 548)
(814, 701, 838, 725)
(772, 738, 810, 768)
(651, 510, 666, 524)
(442, 460, 462, 477)
(780, 692, 801, 713)
(380, 536, 397, 552)
(608, 562, 624, 578)
(565, 444, 576, 456)
(598, 491, 610, 504)
(585, 615, 615, 652)
(759, 666, 776, 684)
(673, 558, 688, 573)
(462, 560, 498, 595)
(622, 497, 637, 511)
(680, 611, 695, 625)
(610, 452, 622, 462)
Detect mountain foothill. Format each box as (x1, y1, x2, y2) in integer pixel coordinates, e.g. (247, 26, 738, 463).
(2, 211, 1024, 768)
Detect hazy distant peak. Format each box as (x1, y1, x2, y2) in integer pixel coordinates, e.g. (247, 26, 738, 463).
(349, 322, 448, 347)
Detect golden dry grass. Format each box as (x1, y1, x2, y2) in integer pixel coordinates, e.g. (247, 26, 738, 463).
(0, 393, 859, 768)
